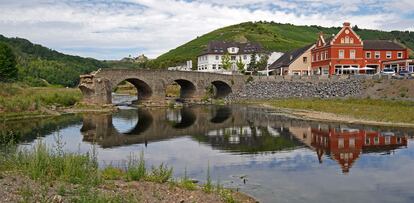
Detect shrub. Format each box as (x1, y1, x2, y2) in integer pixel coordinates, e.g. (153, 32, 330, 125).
(126, 152, 146, 181)
(146, 163, 173, 183)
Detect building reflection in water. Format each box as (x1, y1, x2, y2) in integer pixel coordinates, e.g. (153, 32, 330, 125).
(309, 125, 408, 173)
(80, 105, 411, 173)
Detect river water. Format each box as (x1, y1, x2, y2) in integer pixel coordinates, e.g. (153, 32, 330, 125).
(2, 96, 414, 203)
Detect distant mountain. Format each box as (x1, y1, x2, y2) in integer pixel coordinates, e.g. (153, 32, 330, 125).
(151, 21, 414, 68)
(0, 35, 108, 87)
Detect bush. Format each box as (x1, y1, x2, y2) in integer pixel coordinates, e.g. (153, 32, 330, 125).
(146, 163, 173, 183)
(126, 152, 146, 181)
(0, 43, 17, 82)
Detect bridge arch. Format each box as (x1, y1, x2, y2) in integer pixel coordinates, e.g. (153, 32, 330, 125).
(173, 79, 197, 99)
(166, 107, 196, 129)
(211, 80, 232, 99)
(114, 78, 153, 101)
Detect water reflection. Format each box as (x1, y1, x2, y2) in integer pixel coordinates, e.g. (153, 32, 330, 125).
(79, 105, 413, 173)
(6, 104, 414, 203)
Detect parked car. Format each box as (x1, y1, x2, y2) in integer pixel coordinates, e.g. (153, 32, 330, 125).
(380, 68, 396, 76)
(399, 70, 410, 76)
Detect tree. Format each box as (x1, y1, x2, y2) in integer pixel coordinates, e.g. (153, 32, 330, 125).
(236, 57, 245, 73)
(257, 55, 269, 71)
(248, 53, 257, 72)
(221, 53, 231, 70)
(0, 43, 17, 82)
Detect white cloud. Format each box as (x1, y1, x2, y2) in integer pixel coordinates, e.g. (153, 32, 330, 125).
(0, 0, 412, 60)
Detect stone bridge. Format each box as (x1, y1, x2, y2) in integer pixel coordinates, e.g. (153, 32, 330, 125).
(79, 69, 248, 105)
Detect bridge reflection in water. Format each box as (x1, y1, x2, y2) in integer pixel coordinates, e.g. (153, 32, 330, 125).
(80, 105, 411, 173)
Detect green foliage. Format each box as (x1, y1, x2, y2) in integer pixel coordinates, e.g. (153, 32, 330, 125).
(236, 58, 245, 73)
(257, 55, 269, 71)
(146, 163, 173, 183)
(0, 35, 107, 87)
(0, 83, 81, 114)
(248, 53, 257, 72)
(202, 163, 213, 193)
(126, 151, 147, 181)
(0, 43, 17, 82)
(221, 52, 232, 70)
(178, 167, 197, 190)
(9, 140, 99, 184)
(101, 166, 125, 180)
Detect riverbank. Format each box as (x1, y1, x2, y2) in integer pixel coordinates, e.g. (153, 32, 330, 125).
(0, 83, 82, 121)
(246, 98, 414, 127)
(0, 141, 256, 203)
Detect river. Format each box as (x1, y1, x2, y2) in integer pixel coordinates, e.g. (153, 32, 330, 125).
(2, 96, 414, 203)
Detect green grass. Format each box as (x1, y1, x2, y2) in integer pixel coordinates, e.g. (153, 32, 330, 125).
(0, 83, 81, 117)
(262, 98, 414, 124)
(0, 140, 243, 202)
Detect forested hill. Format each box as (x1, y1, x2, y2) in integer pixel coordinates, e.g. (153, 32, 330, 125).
(0, 35, 108, 87)
(151, 21, 414, 68)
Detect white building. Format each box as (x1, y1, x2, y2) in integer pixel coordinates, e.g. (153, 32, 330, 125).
(167, 60, 193, 71)
(197, 41, 266, 73)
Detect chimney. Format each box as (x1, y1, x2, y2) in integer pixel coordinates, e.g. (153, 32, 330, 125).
(343, 22, 351, 27)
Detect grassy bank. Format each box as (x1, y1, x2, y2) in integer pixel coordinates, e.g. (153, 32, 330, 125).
(0, 140, 252, 203)
(256, 98, 414, 124)
(0, 83, 81, 119)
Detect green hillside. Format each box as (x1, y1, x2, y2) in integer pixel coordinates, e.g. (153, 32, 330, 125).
(151, 21, 414, 68)
(0, 35, 108, 87)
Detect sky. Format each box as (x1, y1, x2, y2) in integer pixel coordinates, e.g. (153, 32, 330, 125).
(1, 0, 414, 60)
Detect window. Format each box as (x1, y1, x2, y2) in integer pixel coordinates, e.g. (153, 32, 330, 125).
(365, 137, 370, 145)
(349, 138, 355, 148)
(345, 36, 350, 43)
(243, 55, 247, 60)
(386, 51, 392, 59)
(320, 52, 324, 60)
(338, 138, 344, 149)
(312, 54, 315, 62)
(339, 50, 345, 59)
(375, 51, 380, 59)
(325, 51, 328, 60)
(215, 55, 219, 60)
(397, 137, 402, 144)
(350, 50, 356, 59)
(341, 38, 344, 44)
(366, 52, 371, 59)
(218, 64, 222, 69)
(231, 48, 235, 52)
(398, 52, 403, 59)
(374, 137, 379, 145)
(303, 57, 307, 63)
(385, 137, 391, 145)
(231, 56, 236, 60)
(350, 38, 354, 44)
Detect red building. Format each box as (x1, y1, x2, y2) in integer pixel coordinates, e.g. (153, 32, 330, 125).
(311, 22, 412, 75)
(311, 127, 407, 173)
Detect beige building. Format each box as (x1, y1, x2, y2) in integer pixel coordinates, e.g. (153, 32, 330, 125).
(269, 44, 315, 75)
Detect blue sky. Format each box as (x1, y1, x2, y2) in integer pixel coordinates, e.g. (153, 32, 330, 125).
(1, 0, 413, 60)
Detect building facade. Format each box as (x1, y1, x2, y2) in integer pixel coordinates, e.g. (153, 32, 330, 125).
(268, 44, 315, 75)
(197, 41, 265, 73)
(311, 22, 410, 75)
